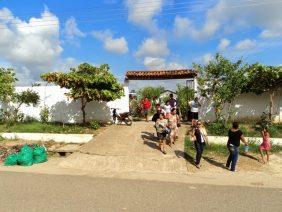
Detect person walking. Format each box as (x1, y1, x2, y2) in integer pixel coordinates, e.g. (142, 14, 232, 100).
(168, 108, 180, 146)
(163, 100, 171, 117)
(168, 93, 177, 109)
(141, 97, 151, 122)
(259, 127, 271, 164)
(226, 122, 248, 172)
(155, 113, 169, 154)
(191, 120, 208, 169)
(189, 97, 201, 121)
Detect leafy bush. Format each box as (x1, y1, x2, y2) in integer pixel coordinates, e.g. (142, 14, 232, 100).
(90, 120, 100, 130)
(207, 121, 229, 136)
(40, 107, 50, 123)
(268, 125, 279, 137)
(25, 116, 38, 123)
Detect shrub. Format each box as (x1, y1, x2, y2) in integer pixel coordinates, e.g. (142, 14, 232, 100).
(40, 107, 50, 123)
(90, 120, 100, 130)
(207, 121, 229, 136)
(268, 125, 279, 137)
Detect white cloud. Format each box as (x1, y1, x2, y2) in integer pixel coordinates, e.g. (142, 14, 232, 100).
(125, 0, 165, 33)
(174, 15, 220, 40)
(92, 30, 129, 54)
(0, 7, 63, 85)
(136, 38, 169, 58)
(235, 39, 256, 51)
(143, 57, 185, 70)
(63, 17, 85, 45)
(174, 0, 282, 39)
(218, 38, 230, 51)
(202, 53, 213, 64)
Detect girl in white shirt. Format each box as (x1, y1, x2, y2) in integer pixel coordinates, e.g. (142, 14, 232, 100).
(163, 101, 171, 117)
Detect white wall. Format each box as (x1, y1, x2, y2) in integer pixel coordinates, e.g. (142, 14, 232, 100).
(2, 86, 129, 123)
(199, 90, 282, 123)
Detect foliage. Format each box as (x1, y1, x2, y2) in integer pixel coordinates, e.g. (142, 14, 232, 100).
(194, 53, 248, 122)
(90, 120, 100, 130)
(207, 121, 230, 136)
(40, 107, 50, 123)
(0, 121, 98, 134)
(41, 63, 124, 124)
(0, 68, 17, 103)
(138, 86, 165, 101)
(11, 89, 40, 122)
(176, 85, 195, 118)
(244, 64, 282, 94)
(14, 89, 40, 108)
(243, 64, 282, 121)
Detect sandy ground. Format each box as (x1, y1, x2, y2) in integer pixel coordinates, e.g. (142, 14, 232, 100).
(1, 121, 282, 188)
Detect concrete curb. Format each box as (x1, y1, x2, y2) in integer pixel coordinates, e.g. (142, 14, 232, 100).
(208, 136, 282, 146)
(0, 133, 94, 144)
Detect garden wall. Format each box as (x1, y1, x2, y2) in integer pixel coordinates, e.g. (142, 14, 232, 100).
(0, 86, 129, 123)
(200, 90, 282, 123)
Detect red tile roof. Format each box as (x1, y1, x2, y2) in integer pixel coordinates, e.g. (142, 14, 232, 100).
(125, 69, 196, 80)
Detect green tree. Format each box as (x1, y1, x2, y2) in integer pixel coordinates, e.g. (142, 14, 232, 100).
(244, 64, 282, 121)
(0, 68, 17, 103)
(176, 85, 195, 118)
(41, 63, 124, 124)
(194, 54, 248, 121)
(13, 89, 40, 121)
(138, 86, 165, 100)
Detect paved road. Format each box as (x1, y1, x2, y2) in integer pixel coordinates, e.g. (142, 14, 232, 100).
(1, 171, 281, 212)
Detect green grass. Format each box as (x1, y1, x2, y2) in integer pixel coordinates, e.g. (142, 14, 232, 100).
(0, 121, 98, 134)
(205, 122, 282, 138)
(184, 137, 282, 157)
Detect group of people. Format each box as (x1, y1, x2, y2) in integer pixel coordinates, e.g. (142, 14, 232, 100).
(189, 120, 271, 171)
(151, 94, 180, 154)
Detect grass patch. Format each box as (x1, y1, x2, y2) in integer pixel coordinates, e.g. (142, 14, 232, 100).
(0, 121, 98, 134)
(184, 137, 282, 157)
(205, 122, 282, 138)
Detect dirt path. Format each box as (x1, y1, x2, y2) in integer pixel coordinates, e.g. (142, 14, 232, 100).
(60, 122, 189, 174)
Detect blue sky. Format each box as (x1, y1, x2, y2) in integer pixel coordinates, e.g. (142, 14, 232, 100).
(1, 0, 282, 86)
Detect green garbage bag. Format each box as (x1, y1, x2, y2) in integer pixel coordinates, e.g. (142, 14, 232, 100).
(17, 145, 33, 166)
(33, 146, 47, 164)
(4, 153, 18, 166)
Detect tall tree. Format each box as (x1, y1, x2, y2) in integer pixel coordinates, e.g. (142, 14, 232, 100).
(0, 68, 17, 103)
(41, 63, 124, 124)
(244, 64, 282, 121)
(176, 85, 195, 118)
(194, 54, 248, 121)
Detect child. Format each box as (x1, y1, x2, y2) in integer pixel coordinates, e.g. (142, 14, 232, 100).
(259, 127, 271, 164)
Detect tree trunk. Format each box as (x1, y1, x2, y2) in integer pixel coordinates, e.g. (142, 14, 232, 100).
(269, 90, 274, 122)
(81, 98, 87, 125)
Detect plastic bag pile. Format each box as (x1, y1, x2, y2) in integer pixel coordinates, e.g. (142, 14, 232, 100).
(4, 145, 47, 166)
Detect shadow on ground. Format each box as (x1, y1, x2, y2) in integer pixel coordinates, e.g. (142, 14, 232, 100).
(141, 131, 159, 151)
(203, 156, 227, 170)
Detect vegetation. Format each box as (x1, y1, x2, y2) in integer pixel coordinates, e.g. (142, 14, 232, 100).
(0, 121, 99, 134)
(41, 63, 124, 124)
(138, 86, 164, 103)
(0, 68, 17, 103)
(40, 106, 50, 123)
(90, 120, 100, 130)
(205, 122, 282, 138)
(176, 85, 195, 119)
(244, 64, 282, 121)
(12, 89, 40, 122)
(194, 53, 248, 122)
(184, 137, 282, 157)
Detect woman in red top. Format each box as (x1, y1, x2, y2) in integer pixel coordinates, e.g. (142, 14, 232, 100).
(141, 97, 151, 122)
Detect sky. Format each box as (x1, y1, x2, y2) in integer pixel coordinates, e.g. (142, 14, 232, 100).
(1, 0, 282, 88)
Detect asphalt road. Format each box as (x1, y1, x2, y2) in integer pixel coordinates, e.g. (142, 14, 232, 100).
(1, 171, 281, 212)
